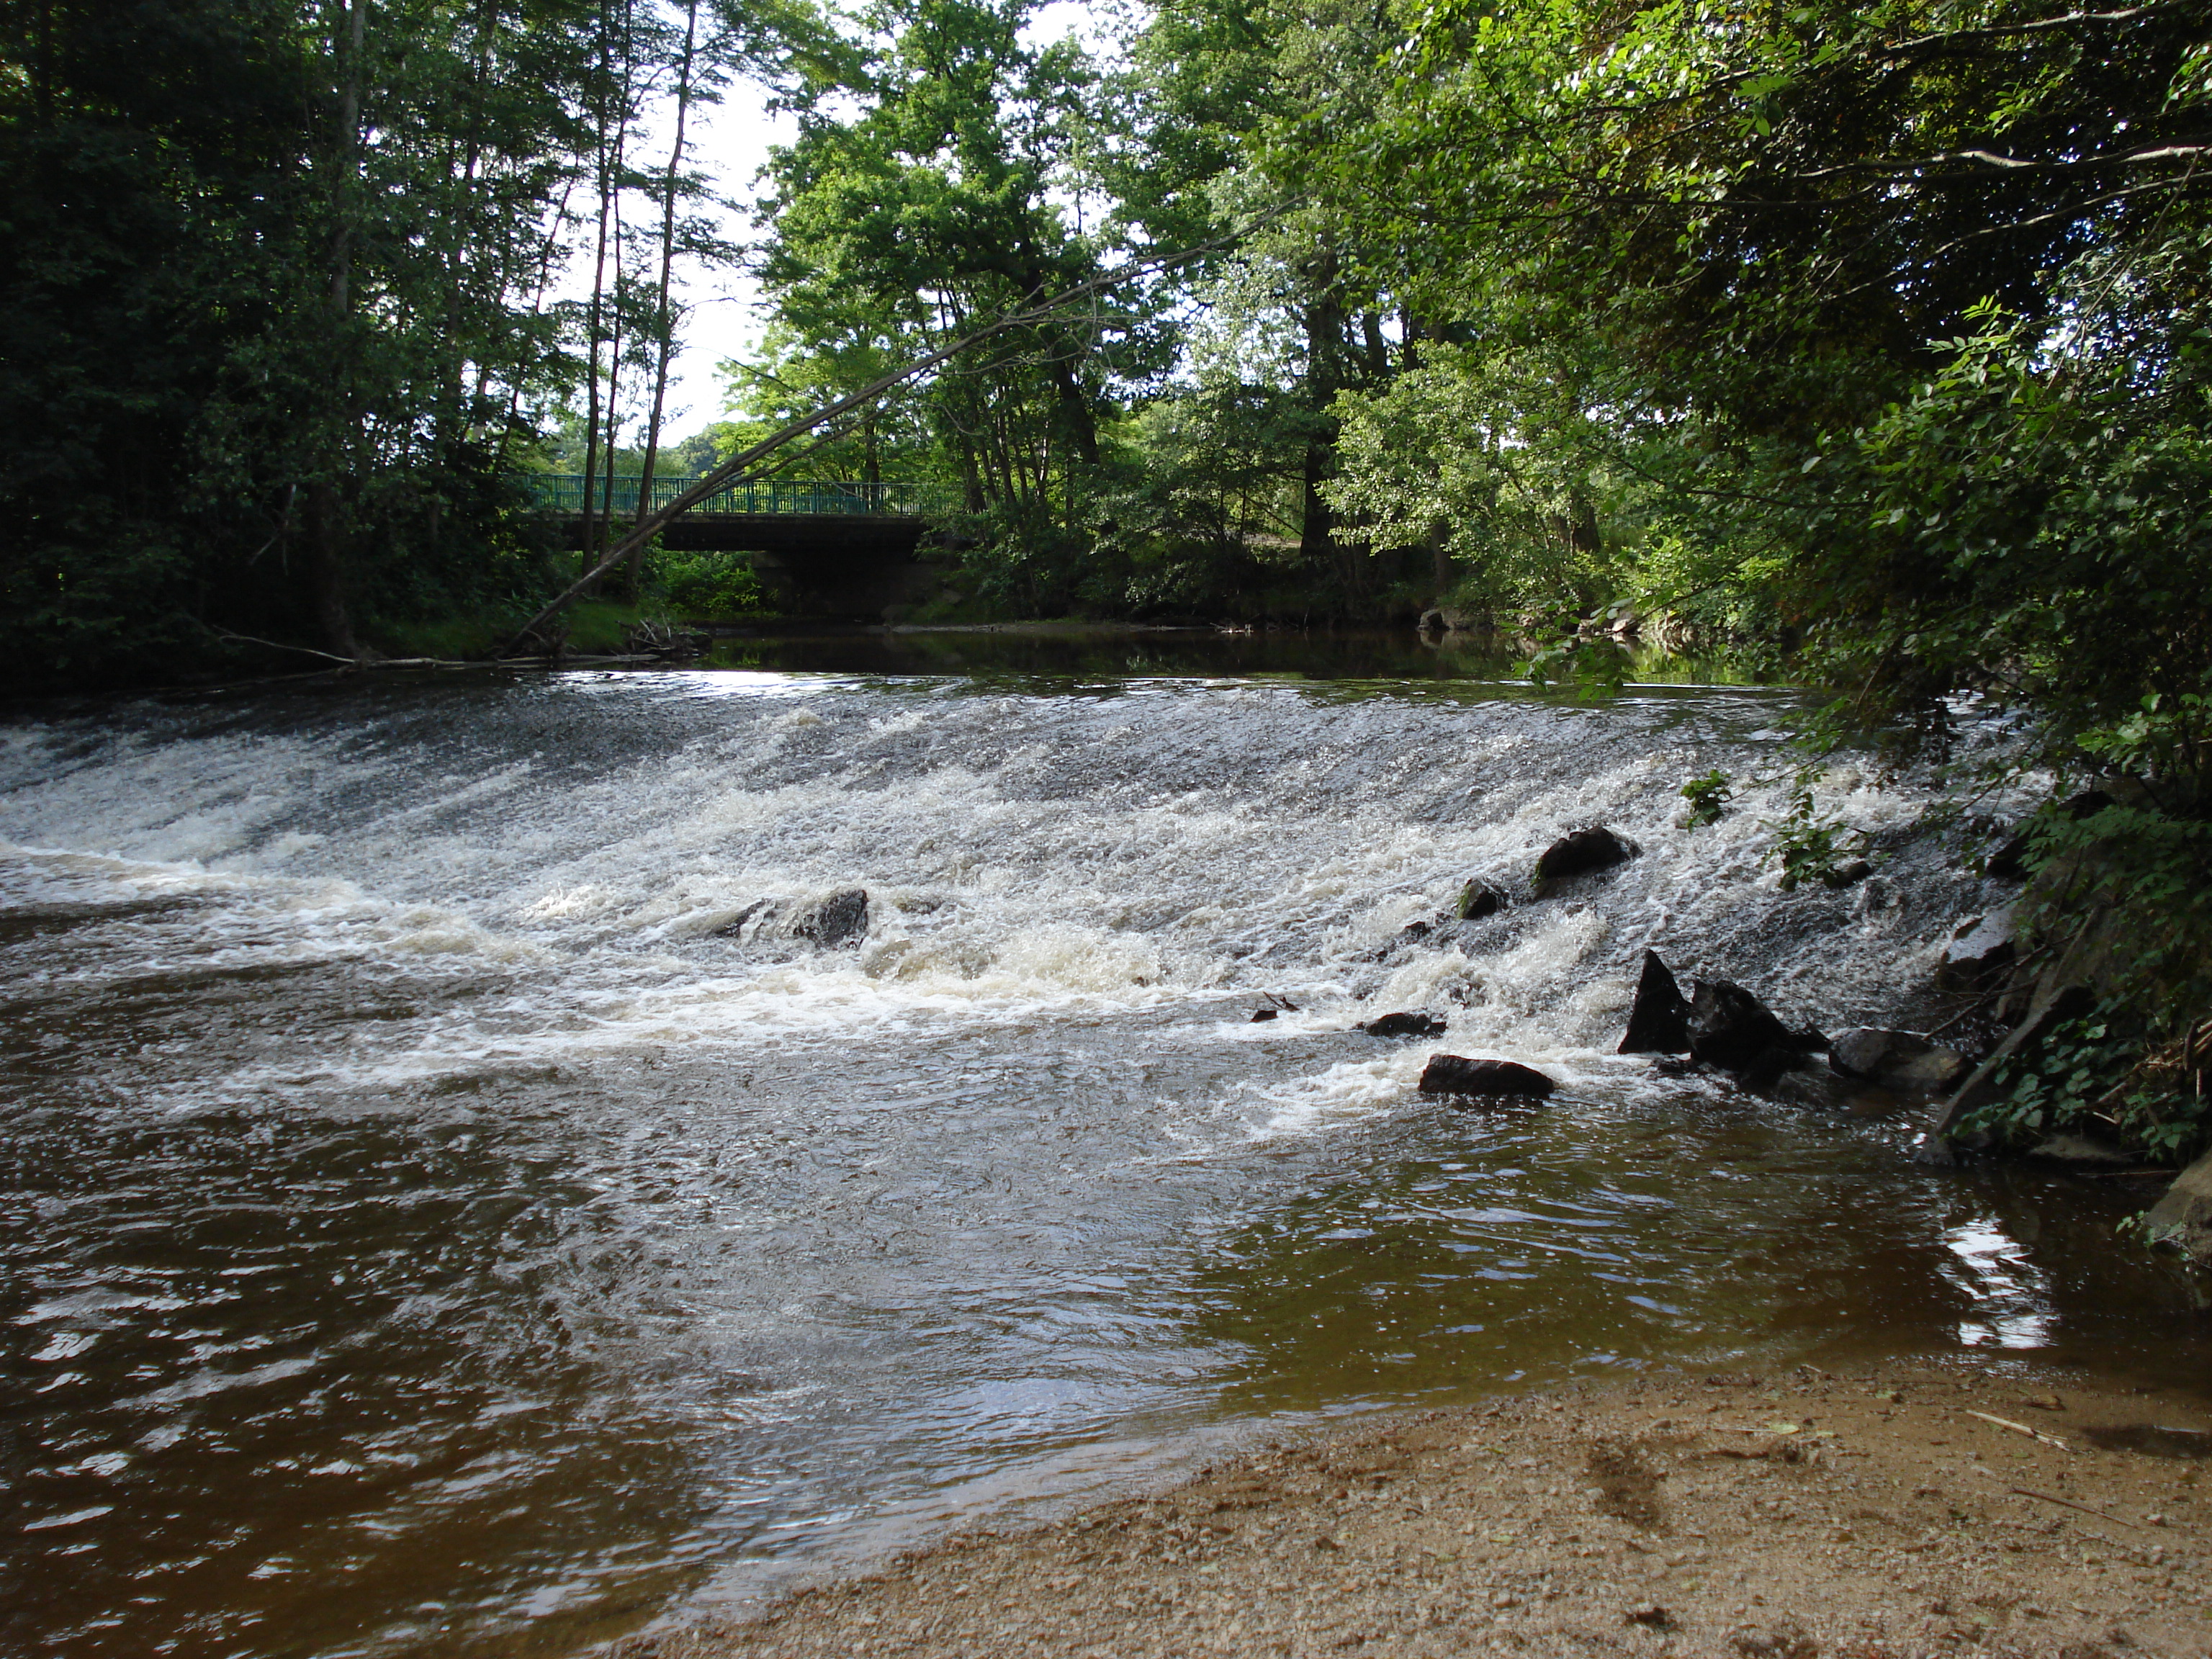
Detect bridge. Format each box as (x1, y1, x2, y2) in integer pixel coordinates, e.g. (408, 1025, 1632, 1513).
(521, 474, 953, 619)
(522, 474, 944, 558)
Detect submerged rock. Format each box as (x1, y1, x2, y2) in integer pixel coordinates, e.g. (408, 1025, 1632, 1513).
(2143, 1150, 2212, 1264)
(1687, 979, 1825, 1074)
(1250, 1007, 1280, 1022)
(2028, 1130, 2139, 1166)
(1827, 1028, 1971, 1093)
(1534, 827, 1640, 889)
(792, 888, 870, 947)
(1362, 1011, 1447, 1038)
(1618, 950, 1691, 1054)
(712, 899, 775, 940)
(1417, 1054, 1555, 1098)
(1456, 878, 1509, 921)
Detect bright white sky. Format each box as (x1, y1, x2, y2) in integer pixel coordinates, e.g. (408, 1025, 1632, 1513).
(641, 0, 1106, 449)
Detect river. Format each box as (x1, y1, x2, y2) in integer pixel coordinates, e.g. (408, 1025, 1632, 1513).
(3, 635, 2204, 1658)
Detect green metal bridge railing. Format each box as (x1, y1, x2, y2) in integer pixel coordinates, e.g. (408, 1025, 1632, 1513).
(521, 475, 940, 518)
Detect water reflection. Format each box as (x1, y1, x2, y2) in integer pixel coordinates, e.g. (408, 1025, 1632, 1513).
(1190, 1092, 2208, 1410)
(1943, 1218, 2057, 1349)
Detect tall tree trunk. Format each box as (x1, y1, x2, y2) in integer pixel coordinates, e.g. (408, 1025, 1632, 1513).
(1298, 290, 1345, 580)
(628, 0, 699, 595)
(575, 0, 621, 577)
(307, 0, 367, 662)
(1012, 246, 1100, 467)
(437, 0, 497, 506)
(588, 0, 637, 580)
(494, 176, 576, 475)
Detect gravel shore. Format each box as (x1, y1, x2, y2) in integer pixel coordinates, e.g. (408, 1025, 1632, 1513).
(624, 1364, 2211, 1658)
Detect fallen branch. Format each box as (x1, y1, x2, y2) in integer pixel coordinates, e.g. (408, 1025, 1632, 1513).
(215, 631, 479, 670)
(1964, 1409, 2072, 1451)
(2005, 1487, 2149, 1530)
(215, 631, 362, 666)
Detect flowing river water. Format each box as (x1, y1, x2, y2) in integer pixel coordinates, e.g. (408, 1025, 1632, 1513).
(3, 636, 2206, 1658)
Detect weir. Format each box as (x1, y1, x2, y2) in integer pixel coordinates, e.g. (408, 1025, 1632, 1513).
(1, 649, 2203, 1658)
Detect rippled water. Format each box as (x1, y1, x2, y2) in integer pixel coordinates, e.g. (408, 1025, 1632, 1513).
(2, 649, 2205, 1658)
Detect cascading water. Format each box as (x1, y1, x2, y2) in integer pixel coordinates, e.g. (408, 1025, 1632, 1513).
(1, 657, 2202, 1658)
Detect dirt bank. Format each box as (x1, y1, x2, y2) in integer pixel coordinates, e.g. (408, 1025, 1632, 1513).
(621, 1364, 2212, 1659)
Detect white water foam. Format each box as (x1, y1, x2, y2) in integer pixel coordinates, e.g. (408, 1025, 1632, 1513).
(0, 675, 2012, 1129)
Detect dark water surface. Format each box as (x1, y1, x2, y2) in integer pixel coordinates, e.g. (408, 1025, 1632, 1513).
(1, 637, 2204, 1658)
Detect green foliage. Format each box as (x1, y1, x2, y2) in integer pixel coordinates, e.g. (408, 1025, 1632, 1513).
(653, 551, 769, 617)
(1525, 634, 1631, 701)
(1680, 770, 1733, 829)
(0, 0, 830, 683)
(1326, 340, 1625, 615)
(1766, 782, 1871, 892)
(1964, 1000, 2211, 1167)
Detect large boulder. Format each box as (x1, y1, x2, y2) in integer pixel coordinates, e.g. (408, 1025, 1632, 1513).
(1420, 606, 1489, 633)
(1617, 950, 1691, 1055)
(1418, 1055, 1555, 1099)
(1936, 907, 2018, 994)
(1534, 827, 1640, 889)
(2142, 1151, 2212, 1264)
(1827, 1028, 1972, 1093)
(1687, 979, 1825, 1074)
(791, 888, 870, 947)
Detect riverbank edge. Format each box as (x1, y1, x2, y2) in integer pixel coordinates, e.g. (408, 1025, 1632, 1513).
(618, 1363, 2212, 1659)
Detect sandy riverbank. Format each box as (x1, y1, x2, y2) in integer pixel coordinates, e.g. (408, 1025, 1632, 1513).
(619, 1363, 2211, 1659)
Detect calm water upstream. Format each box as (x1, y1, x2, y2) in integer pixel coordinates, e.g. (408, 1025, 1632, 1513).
(2, 635, 2206, 1658)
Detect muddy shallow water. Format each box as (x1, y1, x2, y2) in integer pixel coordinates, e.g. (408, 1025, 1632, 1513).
(1, 642, 2204, 1658)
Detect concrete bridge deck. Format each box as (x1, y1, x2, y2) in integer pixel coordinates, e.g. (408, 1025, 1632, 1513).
(521, 475, 950, 616)
(524, 475, 940, 555)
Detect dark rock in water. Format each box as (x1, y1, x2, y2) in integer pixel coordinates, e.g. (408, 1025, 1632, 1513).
(1456, 878, 1509, 921)
(1936, 907, 2017, 994)
(1362, 1011, 1447, 1038)
(1821, 859, 1873, 890)
(1687, 979, 1824, 1074)
(1987, 790, 2117, 880)
(1534, 826, 1640, 888)
(1827, 1027, 1970, 1092)
(1618, 949, 1691, 1054)
(1418, 1054, 1555, 1098)
(1737, 1045, 1820, 1092)
(792, 887, 869, 947)
(1250, 1007, 1280, 1022)
(712, 899, 775, 940)
(1367, 916, 1443, 961)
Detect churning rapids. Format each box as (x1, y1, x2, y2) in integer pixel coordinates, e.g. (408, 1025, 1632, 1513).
(2, 652, 2206, 1659)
